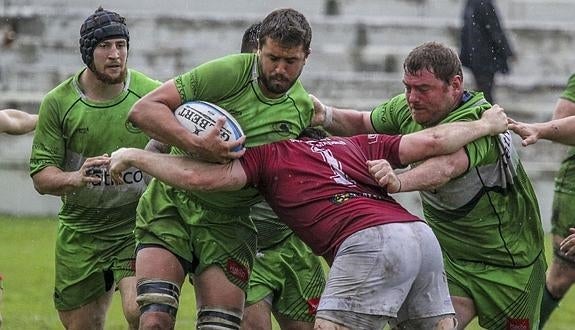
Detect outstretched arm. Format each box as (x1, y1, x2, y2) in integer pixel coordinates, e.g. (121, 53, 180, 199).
(508, 96, 575, 146)
(398, 104, 507, 164)
(310, 94, 375, 136)
(109, 148, 247, 192)
(0, 109, 38, 134)
(369, 148, 468, 193)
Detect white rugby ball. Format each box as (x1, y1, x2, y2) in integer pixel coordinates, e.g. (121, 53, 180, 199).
(174, 101, 244, 151)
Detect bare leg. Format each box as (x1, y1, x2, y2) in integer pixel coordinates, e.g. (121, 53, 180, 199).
(451, 295, 476, 330)
(118, 276, 140, 330)
(137, 247, 185, 330)
(242, 300, 273, 330)
(58, 288, 114, 330)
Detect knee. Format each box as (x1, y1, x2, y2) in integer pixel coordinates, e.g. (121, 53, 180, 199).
(136, 279, 181, 329)
(197, 306, 243, 330)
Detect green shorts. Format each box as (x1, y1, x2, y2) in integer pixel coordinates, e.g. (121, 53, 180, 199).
(247, 233, 326, 322)
(135, 180, 257, 292)
(445, 252, 546, 330)
(550, 190, 575, 263)
(54, 221, 136, 310)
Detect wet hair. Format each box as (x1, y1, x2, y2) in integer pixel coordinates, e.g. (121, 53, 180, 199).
(297, 127, 329, 140)
(258, 8, 312, 54)
(241, 22, 261, 53)
(403, 42, 463, 84)
(79, 7, 129, 67)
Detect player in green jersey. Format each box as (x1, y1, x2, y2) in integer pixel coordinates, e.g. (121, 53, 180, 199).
(311, 41, 546, 330)
(29, 7, 160, 330)
(238, 22, 325, 330)
(508, 73, 575, 327)
(0, 109, 37, 134)
(125, 9, 314, 330)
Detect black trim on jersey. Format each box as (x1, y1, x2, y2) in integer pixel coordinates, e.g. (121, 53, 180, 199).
(475, 165, 516, 266)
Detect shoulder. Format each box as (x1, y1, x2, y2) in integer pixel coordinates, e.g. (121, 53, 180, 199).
(127, 69, 162, 93)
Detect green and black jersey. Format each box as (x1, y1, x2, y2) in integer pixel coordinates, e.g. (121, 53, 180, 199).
(371, 91, 545, 268)
(30, 69, 161, 236)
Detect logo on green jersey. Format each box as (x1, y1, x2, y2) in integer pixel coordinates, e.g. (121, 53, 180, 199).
(124, 119, 142, 133)
(273, 121, 293, 137)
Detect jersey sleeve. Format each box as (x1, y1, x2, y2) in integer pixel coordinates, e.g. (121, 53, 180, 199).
(174, 54, 254, 103)
(29, 93, 66, 176)
(239, 145, 269, 188)
(370, 95, 411, 134)
(353, 134, 403, 168)
(560, 74, 575, 103)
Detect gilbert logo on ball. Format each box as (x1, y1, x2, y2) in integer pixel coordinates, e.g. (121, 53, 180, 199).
(175, 101, 245, 152)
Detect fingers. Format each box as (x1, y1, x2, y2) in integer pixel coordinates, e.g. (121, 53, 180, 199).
(560, 230, 575, 256)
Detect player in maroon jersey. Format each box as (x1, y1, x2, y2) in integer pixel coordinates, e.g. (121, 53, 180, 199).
(108, 106, 506, 329)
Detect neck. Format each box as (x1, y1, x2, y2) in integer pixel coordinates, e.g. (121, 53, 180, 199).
(79, 68, 125, 101)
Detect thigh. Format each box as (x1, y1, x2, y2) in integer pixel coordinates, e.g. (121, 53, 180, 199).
(54, 225, 115, 311)
(192, 208, 257, 293)
(445, 253, 546, 330)
(135, 180, 194, 262)
(58, 289, 114, 330)
(242, 299, 273, 330)
(551, 191, 575, 260)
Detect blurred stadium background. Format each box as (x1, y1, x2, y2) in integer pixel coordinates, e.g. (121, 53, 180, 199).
(1, 0, 574, 230)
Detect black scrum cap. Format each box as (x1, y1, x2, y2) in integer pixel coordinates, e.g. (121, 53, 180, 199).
(79, 7, 129, 67)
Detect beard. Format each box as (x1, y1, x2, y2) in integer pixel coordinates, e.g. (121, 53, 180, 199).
(259, 73, 296, 95)
(90, 64, 127, 85)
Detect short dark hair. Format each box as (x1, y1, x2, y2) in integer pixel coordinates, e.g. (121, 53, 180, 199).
(241, 22, 261, 53)
(258, 8, 312, 54)
(297, 127, 328, 140)
(403, 42, 463, 84)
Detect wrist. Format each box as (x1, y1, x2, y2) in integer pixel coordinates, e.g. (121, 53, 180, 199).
(323, 105, 334, 129)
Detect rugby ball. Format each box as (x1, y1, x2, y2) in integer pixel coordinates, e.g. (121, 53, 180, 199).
(174, 101, 244, 152)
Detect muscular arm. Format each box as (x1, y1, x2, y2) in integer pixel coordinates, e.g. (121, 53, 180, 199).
(310, 94, 375, 136)
(0, 109, 38, 135)
(129, 80, 199, 149)
(508, 98, 575, 146)
(129, 80, 242, 162)
(369, 148, 469, 193)
(109, 148, 247, 192)
(397, 149, 469, 192)
(398, 104, 507, 164)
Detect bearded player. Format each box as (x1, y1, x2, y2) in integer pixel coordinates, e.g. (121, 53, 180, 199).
(29, 7, 161, 330)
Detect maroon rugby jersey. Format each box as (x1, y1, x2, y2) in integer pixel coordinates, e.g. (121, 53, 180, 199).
(240, 134, 422, 264)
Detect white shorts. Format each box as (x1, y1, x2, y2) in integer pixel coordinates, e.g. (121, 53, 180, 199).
(317, 221, 454, 328)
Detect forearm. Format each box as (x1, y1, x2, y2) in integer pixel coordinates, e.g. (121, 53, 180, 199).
(426, 119, 494, 155)
(0, 110, 37, 134)
(121, 149, 240, 191)
(32, 167, 83, 196)
(536, 118, 575, 145)
(396, 151, 468, 192)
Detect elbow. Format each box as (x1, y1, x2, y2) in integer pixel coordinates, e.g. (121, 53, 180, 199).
(128, 100, 146, 127)
(32, 178, 50, 195)
(180, 176, 219, 192)
(428, 160, 463, 190)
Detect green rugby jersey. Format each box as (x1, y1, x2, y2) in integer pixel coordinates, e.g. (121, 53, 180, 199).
(555, 74, 575, 194)
(172, 53, 313, 247)
(30, 69, 161, 236)
(371, 91, 545, 267)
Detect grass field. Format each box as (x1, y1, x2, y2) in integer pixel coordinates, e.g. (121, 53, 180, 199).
(1, 215, 575, 329)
